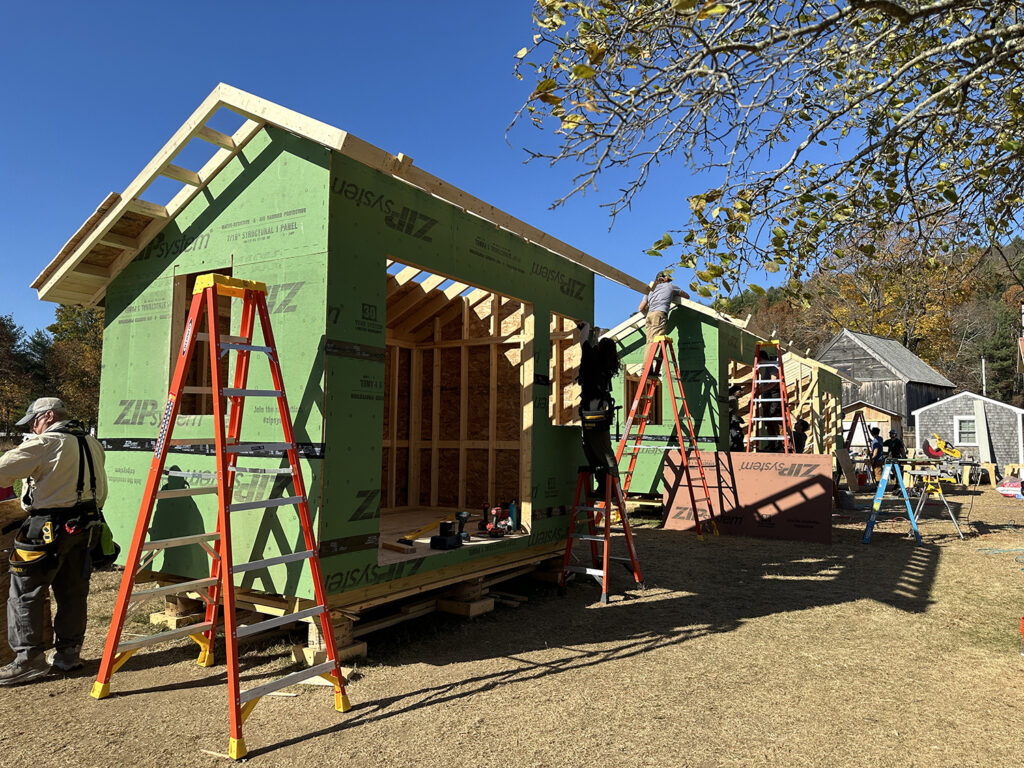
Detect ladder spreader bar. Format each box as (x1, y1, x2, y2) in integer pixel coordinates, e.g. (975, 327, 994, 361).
(229, 466, 295, 475)
(154, 486, 219, 500)
(117, 622, 214, 652)
(565, 566, 605, 578)
(240, 661, 337, 705)
(221, 388, 283, 398)
(235, 605, 325, 639)
(141, 532, 221, 550)
(131, 577, 218, 601)
(224, 442, 294, 454)
(229, 495, 303, 513)
(197, 332, 248, 344)
(220, 342, 273, 354)
(231, 549, 315, 574)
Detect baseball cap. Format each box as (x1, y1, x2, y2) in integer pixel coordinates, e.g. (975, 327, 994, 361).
(16, 397, 66, 426)
(889, 429, 898, 437)
(656, 270, 673, 281)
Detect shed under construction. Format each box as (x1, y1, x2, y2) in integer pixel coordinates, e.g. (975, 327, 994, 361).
(31, 84, 654, 621)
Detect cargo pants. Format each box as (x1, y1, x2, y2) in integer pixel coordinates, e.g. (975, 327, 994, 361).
(7, 522, 91, 664)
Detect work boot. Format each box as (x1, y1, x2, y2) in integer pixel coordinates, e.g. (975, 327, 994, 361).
(0, 656, 51, 686)
(51, 651, 84, 673)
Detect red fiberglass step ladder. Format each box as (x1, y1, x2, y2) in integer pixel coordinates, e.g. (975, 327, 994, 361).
(91, 274, 349, 760)
(617, 334, 716, 537)
(559, 468, 643, 604)
(746, 340, 795, 452)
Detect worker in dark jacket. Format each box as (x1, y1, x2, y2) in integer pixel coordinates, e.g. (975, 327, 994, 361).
(0, 398, 107, 686)
(576, 323, 621, 498)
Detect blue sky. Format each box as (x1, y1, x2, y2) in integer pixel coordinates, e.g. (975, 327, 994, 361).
(1, 1, 727, 337)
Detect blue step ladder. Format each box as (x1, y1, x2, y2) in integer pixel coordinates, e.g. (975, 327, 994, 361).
(862, 461, 923, 545)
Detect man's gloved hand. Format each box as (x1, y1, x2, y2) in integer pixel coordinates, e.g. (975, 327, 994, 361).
(577, 321, 591, 341)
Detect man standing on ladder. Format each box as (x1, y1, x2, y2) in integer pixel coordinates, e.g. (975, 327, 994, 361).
(576, 322, 621, 498)
(0, 397, 107, 686)
(638, 270, 689, 354)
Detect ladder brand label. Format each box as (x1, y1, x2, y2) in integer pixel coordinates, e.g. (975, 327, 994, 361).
(153, 395, 175, 457)
(181, 318, 194, 357)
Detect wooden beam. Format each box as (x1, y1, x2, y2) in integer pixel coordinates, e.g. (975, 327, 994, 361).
(431, 329, 441, 508)
(393, 294, 452, 336)
(387, 279, 447, 327)
(195, 125, 237, 151)
(459, 334, 469, 510)
(520, 306, 534, 529)
(387, 266, 422, 297)
(98, 232, 138, 250)
(125, 198, 169, 219)
(389, 346, 399, 510)
(162, 163, 202, 186)
(409, 350, 423, 506)
(488, 340, 497, 505)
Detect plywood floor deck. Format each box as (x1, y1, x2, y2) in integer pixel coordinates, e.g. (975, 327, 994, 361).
(378, 508, 527, 565)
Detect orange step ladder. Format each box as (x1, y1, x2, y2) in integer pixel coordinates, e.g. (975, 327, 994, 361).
(746, 340, 795, 452)
(559, 469, 643, 604)
(90, 274, 349, 760)
(617, 335, 716, 536)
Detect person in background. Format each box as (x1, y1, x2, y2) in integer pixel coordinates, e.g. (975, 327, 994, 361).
(792, 418, 810, 453)
(869, 426, 885, 482)
(638, 270, 690, 357)
(884, 429, 907, 461)
(576, 322, 621, 499)
(0, 398, 107, 686)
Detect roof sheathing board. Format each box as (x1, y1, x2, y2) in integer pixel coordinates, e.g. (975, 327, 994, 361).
(35, 83, 649, 306)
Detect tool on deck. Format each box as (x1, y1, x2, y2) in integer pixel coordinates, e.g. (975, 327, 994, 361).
(615, 334, 716, 537)
(90, 274, 349, 760)
(559, 469, 643, 604)
(399, 512, 455, 546)
(747, 340, 795, 453)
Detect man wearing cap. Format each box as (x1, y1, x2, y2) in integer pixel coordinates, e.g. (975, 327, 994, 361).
(638, 271, 689, 355)
(0, 397, 107, 685)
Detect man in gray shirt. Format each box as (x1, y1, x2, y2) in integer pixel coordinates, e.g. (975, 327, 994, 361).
(638, 271, 689, 355)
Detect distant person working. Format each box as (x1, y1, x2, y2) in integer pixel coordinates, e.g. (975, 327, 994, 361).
(638, 271, 689, 353)
(869, 427, 885, 482)
(884, 430, 907, 460)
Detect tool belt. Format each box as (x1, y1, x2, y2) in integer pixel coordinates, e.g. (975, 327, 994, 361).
(8, 501, 101, 574)
(580, 396, 614, 430)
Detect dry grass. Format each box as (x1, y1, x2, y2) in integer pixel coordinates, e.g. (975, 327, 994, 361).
(2, 486, 1023, 766)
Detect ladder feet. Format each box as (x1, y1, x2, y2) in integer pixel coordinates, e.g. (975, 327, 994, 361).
(337, 691, 352, 712)
(90, 681, 110, 700)
(197, 648, 215, 668)
(599, 594, 609, 605)
(228, 737, 247, 760)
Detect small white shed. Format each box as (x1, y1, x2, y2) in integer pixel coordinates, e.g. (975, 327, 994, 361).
(912, 391, 1024, 468)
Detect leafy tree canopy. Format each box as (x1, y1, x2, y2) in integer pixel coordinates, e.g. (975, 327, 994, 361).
(515, 0, 1024, 300)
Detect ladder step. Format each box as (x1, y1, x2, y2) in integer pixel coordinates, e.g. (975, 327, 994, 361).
(182, 386, 212, 394)
(132, 577, 219, 600)
(239, 660, 337, 705)
(609, 556, 634, 563)
(572, 534, 609, 542)
(154, 486, 219, 499)
(141, 532, 220, 550)
(198, 332, 248, 344)
(221, 388, 283, 398)
(753, 398, 783, 403)
(751, 436, 785, 441)
(757, 362, 780, 368)
(755, 379, 780, 384)
(168, 438, 218, 446)
(752, 417, 786, 422)
(224, 442, 295, 454)
(565, 566, 604, 578)
(236, 604, 326, 639)
(220, 342, 273, 354)
(230, 466, 295, 475)
(163, 469, 217, 481)
(232, 549, 316, 574)
(118, 621, 214, 652)
(229, 495, 303, 513)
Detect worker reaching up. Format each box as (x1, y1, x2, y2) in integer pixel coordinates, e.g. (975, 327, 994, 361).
(576, 322, 620, 498)
(638, 270, 689, 354)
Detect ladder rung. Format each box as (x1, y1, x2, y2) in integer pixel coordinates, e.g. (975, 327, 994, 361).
(236, 605, 325, 639)
(572, 534, 609, 542)
(221, 388, 283, 398)
(240, 660, 336, 705)
(565, 566, 604, 578)
(182, 386, 211, 394)
(609, 556, 634, 563)
(231, 549, 315, 574)
(198, 332, 248, 344)
(132, 577, 218, 601)
(230, 466, 295, 475)
(229, 495, 303, 513)
(141, 532, 220, 550)
(757, 362, 780, 368)
(118, 621, 214, 652)
(755, 379, 780, 384)
(751, 436, 785, 441)
(221, 342, 273, 354)
(163, 469, 217, 481)
(752, 417, 786, 422)
(753, 398, 783, 403)
(224, 442, 294, 454)
(168, 438, 218, 446)
(154, 486, 219, 500)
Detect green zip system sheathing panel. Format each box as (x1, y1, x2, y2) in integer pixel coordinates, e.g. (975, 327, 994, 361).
(100, 127, 330, 599)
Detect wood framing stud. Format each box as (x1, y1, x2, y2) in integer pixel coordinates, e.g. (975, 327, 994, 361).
(162, 163, 202, 186)
(196, 125, 237, 151)
(125, 198, 170, 219)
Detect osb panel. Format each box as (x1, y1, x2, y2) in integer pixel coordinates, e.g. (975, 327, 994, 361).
(440, 348, 461, 441)
(466, 295, 493, 339)
(82, 250, 120, 269)
(465, 449, 489, 507)
(112, 211, 154, 239)
(437, 449, 459, 507)
(394, 448, 409, 507)
(467, 346, 490, 439)
(494, 449, 521, 505)
(397, 347, 411, 441)
(499, 300, 524, 335)
(419, 448, 432, 503)
(496, 344, 521, 440)
(420, 349, 434, 440)
(441, 301, 465, 341)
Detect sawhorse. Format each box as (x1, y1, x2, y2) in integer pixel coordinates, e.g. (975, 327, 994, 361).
(863, 461, 923, 545)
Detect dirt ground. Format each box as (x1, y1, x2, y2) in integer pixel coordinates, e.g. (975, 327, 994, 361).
(3, 485, 1024, 767)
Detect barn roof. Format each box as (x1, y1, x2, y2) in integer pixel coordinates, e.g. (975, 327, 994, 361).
(819, 329, 955, 388)
(34, 83, 648, 306)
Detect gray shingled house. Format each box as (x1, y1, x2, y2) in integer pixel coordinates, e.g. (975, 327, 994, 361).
(816, 329, 955, 428)
(912, 392, 1024, 470)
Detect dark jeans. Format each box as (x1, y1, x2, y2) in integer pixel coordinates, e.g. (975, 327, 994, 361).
(582, 426, 619, 494)
(7, 525, 91, 663)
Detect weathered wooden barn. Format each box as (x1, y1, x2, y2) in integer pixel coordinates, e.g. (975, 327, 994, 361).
(816, 329, 955, 428)
(600, 306, 844, 495)
(30, 84, 654, 617)
(912, 391, 1024, 470)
